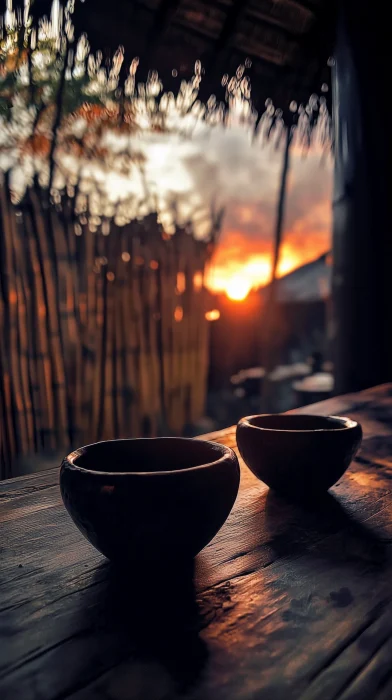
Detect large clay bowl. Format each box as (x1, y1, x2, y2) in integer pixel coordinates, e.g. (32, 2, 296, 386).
(236, 414, 362, 499)
(60, 437, 240, 563)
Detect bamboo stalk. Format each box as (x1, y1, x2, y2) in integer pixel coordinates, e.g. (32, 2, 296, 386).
(0, 185, 29, 455)
(24, 201, 54, 451)
(11, 208, 35, 453)
(30, 188, 69, 448)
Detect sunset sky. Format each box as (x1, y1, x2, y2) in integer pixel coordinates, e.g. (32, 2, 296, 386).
(0, 1, 333, 303)
(139, 123, 333, 299)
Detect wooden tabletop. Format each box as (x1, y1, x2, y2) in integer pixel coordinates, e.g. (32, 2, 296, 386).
(2, 384, 392, 700)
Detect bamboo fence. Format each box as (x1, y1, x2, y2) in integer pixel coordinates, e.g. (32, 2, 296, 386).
(0, 186, 213, 478)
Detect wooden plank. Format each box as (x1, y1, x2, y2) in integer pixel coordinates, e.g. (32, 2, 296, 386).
(1, 384, 392, 699)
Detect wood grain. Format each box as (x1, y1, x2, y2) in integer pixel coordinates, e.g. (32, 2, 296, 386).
(2, 384, 392, 699)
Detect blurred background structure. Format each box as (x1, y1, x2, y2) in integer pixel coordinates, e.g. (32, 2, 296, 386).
(0, 0, 389, 477)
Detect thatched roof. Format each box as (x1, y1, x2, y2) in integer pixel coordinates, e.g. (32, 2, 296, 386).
(74, 0, 336, 121)
(5, 0, 336, 132)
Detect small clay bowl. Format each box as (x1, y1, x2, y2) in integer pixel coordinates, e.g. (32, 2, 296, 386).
(236, 414, 362, 499)
(60, 437, 240, 563)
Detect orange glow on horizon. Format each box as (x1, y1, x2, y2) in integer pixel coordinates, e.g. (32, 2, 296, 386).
(205, 228, 330, 300)
(226, 276, 252, 301)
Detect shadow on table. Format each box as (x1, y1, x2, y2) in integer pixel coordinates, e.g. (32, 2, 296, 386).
(92, 557, 208, 693)
(263, 489, 389, 571)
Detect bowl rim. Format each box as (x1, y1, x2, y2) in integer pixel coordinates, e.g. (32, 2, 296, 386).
(62, 437, 235, 477)
(237, 414, 359, 433)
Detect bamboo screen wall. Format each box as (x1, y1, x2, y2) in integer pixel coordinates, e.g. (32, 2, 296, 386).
(0, 1, 228, 479)
(0, 184, 213, 479)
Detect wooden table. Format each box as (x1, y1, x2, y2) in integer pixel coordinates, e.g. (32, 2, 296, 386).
(2, 384, 392, 700)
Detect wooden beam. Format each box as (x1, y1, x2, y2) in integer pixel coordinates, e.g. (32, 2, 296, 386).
(138, 0, 183, 75)
(214, 0, 246, 53)
(246, 7, 313, 37)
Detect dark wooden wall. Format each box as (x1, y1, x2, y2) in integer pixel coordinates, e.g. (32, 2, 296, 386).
(332, 0, 392, 393)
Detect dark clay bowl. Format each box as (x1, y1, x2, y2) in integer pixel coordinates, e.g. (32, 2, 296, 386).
(60, 437, 240, 563)
(236, 414, 362, 499)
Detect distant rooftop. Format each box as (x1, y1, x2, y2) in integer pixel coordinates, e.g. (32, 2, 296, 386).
(263, 253, 331, 303)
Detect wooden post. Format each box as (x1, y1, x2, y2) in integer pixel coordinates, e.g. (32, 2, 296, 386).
(262, 125, 292, 409)
(270, 125, 292, 297)
(332, 0, 391, 392)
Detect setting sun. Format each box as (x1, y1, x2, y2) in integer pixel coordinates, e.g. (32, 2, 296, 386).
(226, 276, 252, 301)
(205, 230, 331, 301)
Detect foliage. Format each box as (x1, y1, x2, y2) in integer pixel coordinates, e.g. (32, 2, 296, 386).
(0, 3, 228, 238)
(0, 1, 329, 230)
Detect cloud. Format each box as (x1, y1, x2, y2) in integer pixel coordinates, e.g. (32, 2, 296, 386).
(182, 126, 332, 292)
(181, 123, 332, 244)
(132, 122, 332, 293)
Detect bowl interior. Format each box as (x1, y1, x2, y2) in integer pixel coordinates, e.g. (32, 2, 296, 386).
(69, 438, 227, 474)
(245, 414, 353, 432)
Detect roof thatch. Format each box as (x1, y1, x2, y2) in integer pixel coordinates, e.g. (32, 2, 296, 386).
(73, 0, 336, 121)
(4, 0, 335, 138)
